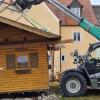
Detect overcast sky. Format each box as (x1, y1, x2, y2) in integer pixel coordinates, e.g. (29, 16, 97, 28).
(91, 0, 100, 5)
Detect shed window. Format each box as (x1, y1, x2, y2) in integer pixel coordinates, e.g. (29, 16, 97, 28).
(6, 52, 39, 70)
(17, 55, 29, 68)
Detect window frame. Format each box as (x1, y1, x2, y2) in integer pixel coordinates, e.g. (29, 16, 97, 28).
(6, 51, 39, 70)
(72, 32, 82, 42)
(71, 7, 81, 17)
(61, 55, 65, 63)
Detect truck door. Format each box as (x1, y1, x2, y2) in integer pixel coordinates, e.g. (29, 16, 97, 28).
(85, 47, 100, 76)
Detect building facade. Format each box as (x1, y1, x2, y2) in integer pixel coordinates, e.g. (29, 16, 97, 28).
(46, 0, 98, 78)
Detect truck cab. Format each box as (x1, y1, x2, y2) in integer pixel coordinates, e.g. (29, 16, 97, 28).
(85, 42, 100, 88)
(60, 42, 100, 96)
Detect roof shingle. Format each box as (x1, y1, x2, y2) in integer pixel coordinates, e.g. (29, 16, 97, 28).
(93, 5, 100, 26)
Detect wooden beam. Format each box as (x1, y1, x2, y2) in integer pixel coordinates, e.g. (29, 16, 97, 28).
(0, 38, 59, 45)
(60, 39, 73, 44)
(0, 16, 60, 39)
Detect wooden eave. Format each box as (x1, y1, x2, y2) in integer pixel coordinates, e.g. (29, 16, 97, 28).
(0, 16, 60, 40)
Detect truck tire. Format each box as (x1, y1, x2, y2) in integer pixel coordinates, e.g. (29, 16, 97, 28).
(60, 72, 87, 97)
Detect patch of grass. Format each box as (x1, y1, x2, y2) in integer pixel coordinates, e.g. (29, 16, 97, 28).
(60, 89, 100, 100)
(60, 96, 100, 100)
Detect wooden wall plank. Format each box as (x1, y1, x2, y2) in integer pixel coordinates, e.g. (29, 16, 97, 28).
(0, 23, 49, 93)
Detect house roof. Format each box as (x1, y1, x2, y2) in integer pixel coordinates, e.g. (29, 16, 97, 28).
(0, 16, 60, 40)
(67, 0, 83, 8)
(93, 5, 100, 26)
(45, 0, 97, 25)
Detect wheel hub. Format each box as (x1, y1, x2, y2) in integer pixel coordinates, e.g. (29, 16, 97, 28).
(66, 78, 81, 94)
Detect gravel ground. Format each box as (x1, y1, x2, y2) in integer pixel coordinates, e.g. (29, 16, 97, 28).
(0, 88, 60, 100)
(0, 82, 60, 100)
(0, 94, 59, 100)
(1, 98, 33, 100)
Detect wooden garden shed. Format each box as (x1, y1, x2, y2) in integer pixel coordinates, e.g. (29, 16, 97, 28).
(0, 16, 60, 93)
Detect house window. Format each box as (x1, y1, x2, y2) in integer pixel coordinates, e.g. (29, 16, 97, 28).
(6, 52, 39, 70)
(61, 55, 65, 63)
(73, 32, 81, 42)
(71, 8, 80, 17)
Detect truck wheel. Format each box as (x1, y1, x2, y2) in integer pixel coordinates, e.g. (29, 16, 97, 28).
(60, 72, 87, 97)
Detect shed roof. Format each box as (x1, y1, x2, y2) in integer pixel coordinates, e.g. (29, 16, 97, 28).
(0, 0, 60, 40)
(46, 0, 97, 25)
(0, 16, 60, 40)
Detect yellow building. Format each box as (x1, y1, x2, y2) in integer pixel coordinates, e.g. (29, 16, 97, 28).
(46, 0, 98, 78)
(60, 26, 96, 71)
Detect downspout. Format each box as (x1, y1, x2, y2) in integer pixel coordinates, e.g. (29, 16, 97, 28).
(59, 21, 62, 73)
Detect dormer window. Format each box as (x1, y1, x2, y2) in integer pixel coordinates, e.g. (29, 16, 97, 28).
(68, 0, 83, 17)
(71, 7, 81, 17)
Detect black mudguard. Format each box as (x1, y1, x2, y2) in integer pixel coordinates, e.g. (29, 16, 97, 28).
(60, 68, 90, 86)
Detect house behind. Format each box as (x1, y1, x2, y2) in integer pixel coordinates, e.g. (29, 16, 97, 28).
(45, 0, 98, 78)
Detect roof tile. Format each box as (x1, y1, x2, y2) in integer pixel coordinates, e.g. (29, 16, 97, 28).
(46, 0, 97, 25)
(93, 5, 100, 26)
